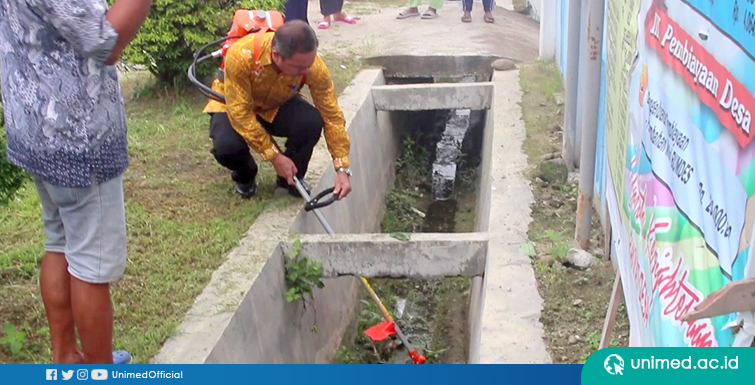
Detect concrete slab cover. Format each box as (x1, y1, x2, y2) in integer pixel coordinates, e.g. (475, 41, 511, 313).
(371, 83, 494, 111)
(289, 233, 488, 278)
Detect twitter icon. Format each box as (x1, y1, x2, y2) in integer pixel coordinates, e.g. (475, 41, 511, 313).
(61, 370, 74, 380)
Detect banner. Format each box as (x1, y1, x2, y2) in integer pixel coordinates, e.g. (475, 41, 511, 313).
(605, 0, 755, 347)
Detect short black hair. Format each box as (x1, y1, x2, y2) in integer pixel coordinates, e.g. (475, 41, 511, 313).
(272, 20, 319, 59)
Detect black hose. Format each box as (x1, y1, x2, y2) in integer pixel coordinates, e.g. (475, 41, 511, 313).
(187, 36, 235, 104)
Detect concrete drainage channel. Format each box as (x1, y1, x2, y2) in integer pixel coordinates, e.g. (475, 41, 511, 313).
(153, 56, 551, 364)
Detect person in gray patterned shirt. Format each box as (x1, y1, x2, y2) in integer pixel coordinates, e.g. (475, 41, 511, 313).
(0, 0, 152, 364)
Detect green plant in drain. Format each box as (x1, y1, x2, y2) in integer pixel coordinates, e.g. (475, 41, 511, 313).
(284, 239, 325, 304)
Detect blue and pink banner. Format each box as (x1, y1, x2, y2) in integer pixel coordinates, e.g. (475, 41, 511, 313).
(606, 0, 755, 348)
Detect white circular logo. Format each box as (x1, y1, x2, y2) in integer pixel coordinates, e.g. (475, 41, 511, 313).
(604, 354, 625, 375)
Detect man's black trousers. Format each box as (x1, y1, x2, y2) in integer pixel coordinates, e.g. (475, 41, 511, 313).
(209, 96, 324, 185)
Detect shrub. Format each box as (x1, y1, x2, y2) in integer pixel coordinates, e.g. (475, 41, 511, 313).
(117, 0, 285, 84)
(0, 99, 29, 205)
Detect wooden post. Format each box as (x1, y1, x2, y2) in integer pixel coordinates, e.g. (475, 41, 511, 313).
(600, 270, 623, 349)
(682, 278, 755, 322)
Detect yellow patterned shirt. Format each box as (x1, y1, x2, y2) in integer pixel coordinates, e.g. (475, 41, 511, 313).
(203, 32, 350, 168)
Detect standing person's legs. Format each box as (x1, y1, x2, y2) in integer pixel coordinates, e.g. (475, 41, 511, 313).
(36, 175, 128, 364)
(320, 0, 356, 28)
(483, 0, 494, 22)
(319, 0, 338, 28)
(398, 0, 423, 18)
(462, 0, 473, 22)
(209, 113, 259, 198)
(285, 0, 310, 24)
(320, 0, 342, 18)
(421, 0, 443, 18)
(259, 96, 323, 185)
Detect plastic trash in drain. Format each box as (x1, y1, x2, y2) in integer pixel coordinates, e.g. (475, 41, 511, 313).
(432, 109, 471, 201)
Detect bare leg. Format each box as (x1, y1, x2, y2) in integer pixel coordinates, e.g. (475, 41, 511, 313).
(71, 276, 114, 364)
(40, 252, 83, 364)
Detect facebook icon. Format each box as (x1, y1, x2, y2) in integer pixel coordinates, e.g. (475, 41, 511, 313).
(46, 369, 57, 380)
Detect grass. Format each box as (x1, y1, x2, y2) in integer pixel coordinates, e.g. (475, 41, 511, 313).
(518, 61, 630, 364)
(0, 52, 363, 363)
(0, 89, 276, 364)
(321, 52, 365, 95)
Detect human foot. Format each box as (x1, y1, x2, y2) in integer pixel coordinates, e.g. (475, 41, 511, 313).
(421, 7, 438, 19)
(398, 7, 420, 19)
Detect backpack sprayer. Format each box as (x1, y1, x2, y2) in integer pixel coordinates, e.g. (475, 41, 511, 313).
(187, 9, 426, 364)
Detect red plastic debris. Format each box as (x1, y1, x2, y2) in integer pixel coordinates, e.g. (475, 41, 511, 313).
(407, 349, 427, 364)
(363, 320, 397, 341)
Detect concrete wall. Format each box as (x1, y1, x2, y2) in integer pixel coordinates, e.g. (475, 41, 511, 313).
(290, 72, 399, 235)
(471, 70, 551, 364)
(467, 105, 496, 364)
(204, 246, 362, 363)
(157, 69, 391, 364)
(539, 0, 557, 59)
(207, 68, 404, 363)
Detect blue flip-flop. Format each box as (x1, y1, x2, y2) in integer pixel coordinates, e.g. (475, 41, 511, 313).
(113, 350, 133, 364)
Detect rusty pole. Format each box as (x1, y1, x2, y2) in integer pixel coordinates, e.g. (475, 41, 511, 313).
(575, 0, 605, 250)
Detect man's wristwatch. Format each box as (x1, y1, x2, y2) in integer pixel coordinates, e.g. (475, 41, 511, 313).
(337, 167, 352, 177)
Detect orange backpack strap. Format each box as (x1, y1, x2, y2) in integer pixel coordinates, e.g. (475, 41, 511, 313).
(251, 28, 267, 73)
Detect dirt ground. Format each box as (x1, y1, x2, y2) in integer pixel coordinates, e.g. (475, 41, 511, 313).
(518, 61, 630, 363)
(308, 0, 539, 61)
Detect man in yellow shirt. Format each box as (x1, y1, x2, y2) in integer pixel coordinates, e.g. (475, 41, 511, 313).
(203, 20, 352, 199)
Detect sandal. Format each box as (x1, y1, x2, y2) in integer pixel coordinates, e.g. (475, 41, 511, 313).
(484, 15, 495, 23)
(334, 15, 357, 24)
(462, 14, 472, 23)
(421, 9, 438, 19)
(397, 9, 420, 19)
(317, 21, 331, 29)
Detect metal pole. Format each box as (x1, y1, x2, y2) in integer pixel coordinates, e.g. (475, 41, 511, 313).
(562, 0, 582, 170)
(574, 0, 605, 250)
(293, 177, 418, 356)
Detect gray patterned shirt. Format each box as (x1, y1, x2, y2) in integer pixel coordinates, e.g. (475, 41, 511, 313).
(0, 0, 128, 187)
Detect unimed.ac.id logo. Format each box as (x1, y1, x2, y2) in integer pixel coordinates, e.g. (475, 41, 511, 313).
(604, 354, 625, 375)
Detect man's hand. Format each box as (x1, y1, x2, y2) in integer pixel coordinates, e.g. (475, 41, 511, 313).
(272, 154, 298, 185)
(333, 172, 352, 200)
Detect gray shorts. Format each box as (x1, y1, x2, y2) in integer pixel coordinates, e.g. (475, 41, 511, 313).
(34, 175, 127, 284)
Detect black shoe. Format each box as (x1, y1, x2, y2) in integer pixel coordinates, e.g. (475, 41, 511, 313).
(235, 181, 257, 199)
(277, 177, 310, 198)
